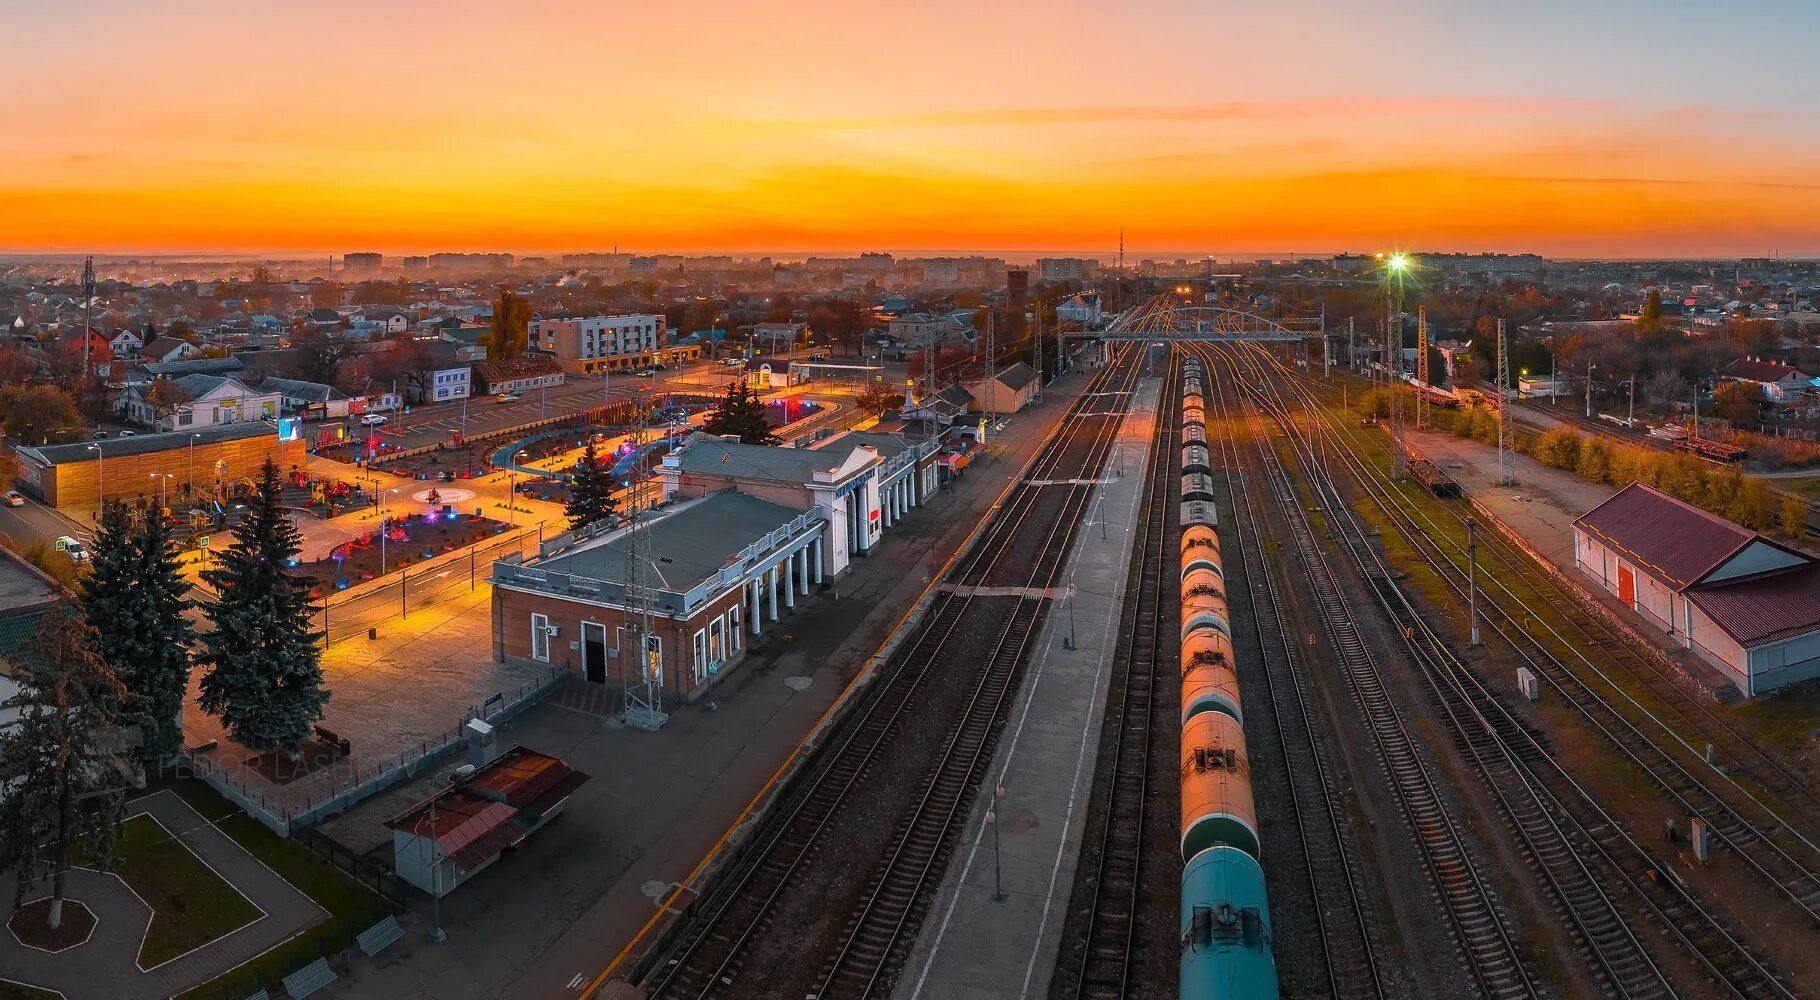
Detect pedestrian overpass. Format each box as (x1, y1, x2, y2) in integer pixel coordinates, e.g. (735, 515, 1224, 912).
(1084, 304, 1324, 344)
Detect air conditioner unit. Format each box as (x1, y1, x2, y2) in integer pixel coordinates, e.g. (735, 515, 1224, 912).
(544, 624, 560, 637)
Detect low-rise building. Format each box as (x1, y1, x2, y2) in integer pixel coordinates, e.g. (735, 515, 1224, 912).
(530, 313, 666, 375)
(0, 549, 65, 732)
(1574, 482, 1820, 696)
(473, 356, 565, 395)
(1055, 292, 1103, 328)
(492, 490, 827, 701)
(388, 744, 588, 898)
(1721, 357, 1812, 404)
(259, 377, 353, 419)
(968, 363, 1038, 414)
(743, 357, 806, 389)
(118, 373, 282, 431)
(13, 422, 285, 509)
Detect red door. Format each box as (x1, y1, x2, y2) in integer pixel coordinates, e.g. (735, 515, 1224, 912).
(1617, 565, 1636, 606)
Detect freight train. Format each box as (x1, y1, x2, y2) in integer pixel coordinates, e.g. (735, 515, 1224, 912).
(1175, 357, 1279, 999)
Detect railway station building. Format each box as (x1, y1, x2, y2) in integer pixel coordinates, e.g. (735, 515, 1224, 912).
(490, 489, 827, 702)
(1573, 483, 1820, 696)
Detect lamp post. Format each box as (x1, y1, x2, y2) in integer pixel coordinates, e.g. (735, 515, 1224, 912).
(188, 433, 200, 499)
(986, 780, 1006, 902)
(1466, 518, 1480, 646)
(148, 473, 172, 513)
(1586, 362, 1597, 418)
(87, 443, 104, 511)
(506, 449, 528, 526)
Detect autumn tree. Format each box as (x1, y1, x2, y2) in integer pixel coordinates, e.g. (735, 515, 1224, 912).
(0, 605, 133, 934)
(0, 385, 86, 444)
(289, 325, 356, 385)
(1636, 288, 1664, 333)
(855, 379, 901, 416)
(1781, 498, 1807, 539)
(1709, 381, 1762, 426)
(310, 281, 343, 308)
(485, 288, 532, 361)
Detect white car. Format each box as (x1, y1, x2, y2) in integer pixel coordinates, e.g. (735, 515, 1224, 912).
(360, 413, 389, 427)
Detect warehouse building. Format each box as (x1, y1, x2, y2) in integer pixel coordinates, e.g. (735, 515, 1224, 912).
(12, 422, 288, 510)
(1574, 483, 1820, 696)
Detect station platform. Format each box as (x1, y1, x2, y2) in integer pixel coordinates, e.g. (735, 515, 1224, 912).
(894, 378, 1160, 1000)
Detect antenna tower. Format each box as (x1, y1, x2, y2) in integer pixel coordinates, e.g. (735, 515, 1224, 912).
(1032, 298, 1044, 401)
(1117, 228, 1124, 274)
(620, 390, 668, 732)
(1496, 319, 1514, 485)
(1415, 306, 1430, 429)
(983, 310, 996, 415)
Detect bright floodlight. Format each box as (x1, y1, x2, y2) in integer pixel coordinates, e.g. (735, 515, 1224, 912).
(1388, 253, 1409, 272)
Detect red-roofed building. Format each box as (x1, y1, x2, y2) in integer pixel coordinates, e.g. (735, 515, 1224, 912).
(1574, 483, 1820, 695)
(1721, 357, 1812, 403)
(388, 746, 589, 898)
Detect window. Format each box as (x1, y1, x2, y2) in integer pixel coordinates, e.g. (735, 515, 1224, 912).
(709, 617, 724, 662)
(530, 613, 550, 661)
(692, 629, 709, 683)
(728, 604, 741, 650)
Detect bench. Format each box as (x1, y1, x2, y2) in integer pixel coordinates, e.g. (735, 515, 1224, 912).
(281, 958, 337, 998)
(356, 915, 405, 957)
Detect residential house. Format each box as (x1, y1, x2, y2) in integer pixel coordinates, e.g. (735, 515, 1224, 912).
(107, 328, 145, 356)
(967, 363, 1038, 414)
(119, 374, 280, 431)
(1054, 292, 1104, 327)
(1721, 357, 1812, 404)
(137, 336, 201, 364)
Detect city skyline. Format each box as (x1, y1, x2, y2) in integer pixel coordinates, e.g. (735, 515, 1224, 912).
(3, 0, 1818, 257)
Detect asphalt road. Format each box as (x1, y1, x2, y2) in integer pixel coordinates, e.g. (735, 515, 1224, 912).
(0, 491, 95, 548)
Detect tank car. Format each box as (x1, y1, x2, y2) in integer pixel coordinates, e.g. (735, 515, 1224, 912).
(1179, 709, 1260, 861)
(1181, 627, 1240, 724)
(1179, 846, 1279, 1000)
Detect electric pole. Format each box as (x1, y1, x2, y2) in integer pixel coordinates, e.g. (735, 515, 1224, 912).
(80, 255, 95, 394)
(1388, 289, 1407, 481)
(1033, 298, 1043, 402)
(1496, 319, 1515, 486)
(1415, 306, 1430, 430)
(983, 309, 996, 416)
(621, 390, 668, 732)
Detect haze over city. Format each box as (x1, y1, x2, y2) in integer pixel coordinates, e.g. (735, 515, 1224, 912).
(4, 0, 1819, 257)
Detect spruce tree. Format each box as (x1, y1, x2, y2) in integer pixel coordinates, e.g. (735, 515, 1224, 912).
(702, 380, 781, 446)
(197, 459, 327, 757)
(0, 605, 132, 931)
(79, 502, 194, 766)
(565, 437, 618, 531)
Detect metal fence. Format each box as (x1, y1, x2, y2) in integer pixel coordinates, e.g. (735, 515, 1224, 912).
(313, 522, 548, 644)
(179, 664, 569, 836)
(292, 825, 415, 906)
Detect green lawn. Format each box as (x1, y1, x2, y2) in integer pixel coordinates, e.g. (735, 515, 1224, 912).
(101, 814, 263, 969)
(0, 980, 63, 1000)
(158, 779, 394, 1000)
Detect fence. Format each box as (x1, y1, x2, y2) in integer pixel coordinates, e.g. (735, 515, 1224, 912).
(292, 825, 415, 906)
(178, 664, 570, 837)
(313, 522, 547, 644)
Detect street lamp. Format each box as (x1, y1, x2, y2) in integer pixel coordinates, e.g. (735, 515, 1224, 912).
(507, 449, 528, 526)
(148, 473, 173, 512)
(86, 443, 104, 510)
(986, 780, 1006, 902)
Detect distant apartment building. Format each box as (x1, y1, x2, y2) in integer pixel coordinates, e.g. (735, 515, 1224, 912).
(920, 258, 963, 286)
(402, 256, 429, 269)
(530, 314, 667, 374)
(428, 252, 514, 270)
(343, 252, 384, 271)
(1037, 258, 1096, 282)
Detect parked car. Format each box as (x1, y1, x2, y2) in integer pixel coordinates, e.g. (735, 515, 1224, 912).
(360, 413, 389, 426)
(3, 490, 24, 507)
(118, 430, 136, 437)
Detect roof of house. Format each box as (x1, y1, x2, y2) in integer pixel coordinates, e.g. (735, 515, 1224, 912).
(138, 356, 245, 378)
(540, 490, 802, 583)
(21, 421, 274, 465)
(307, 307, 343, 322)
(171, 373, 259, 398)
(671, 435, 875, 484)
(1687, 564, 1820, 647)
(1724, 358, 1809, 383)
(746, 357, 791, 373)
(1574, 484, 1757, 589)
(995, 362, 1037, 393)
(474, 355, 562, 382)
(258, 377, 345, 403)
(816, 430, 918, 460)
(137, 336, 193, 359)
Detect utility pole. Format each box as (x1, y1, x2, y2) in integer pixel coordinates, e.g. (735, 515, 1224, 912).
(1415, 306, 1431, 430)
(1586, 361, 1596, 418)
(80, 255, 96, 404)
(1033, 299, 1043, 401)
(621, 390, 668, 732)
(1321, 309, 1330, 379)
(1496, 319, 1515, 486)
(1467, 518, 1481, 645)
(1348, 316, 1356, 373)
(1388, 284, 1407, 481)
(983, 310, 996, 417)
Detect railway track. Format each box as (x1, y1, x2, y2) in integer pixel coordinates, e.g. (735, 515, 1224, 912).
(1241, 346, 1806, 999)
(1049, 351, 1178, 999)
(1202, 354, 1383, 998)
(638, 338, 1152, 999)
(1293, 364, 1820, 928)
(1204, 349, 1540, 1000)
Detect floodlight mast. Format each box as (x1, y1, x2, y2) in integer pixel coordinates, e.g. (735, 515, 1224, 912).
(621, 389, 668, 732)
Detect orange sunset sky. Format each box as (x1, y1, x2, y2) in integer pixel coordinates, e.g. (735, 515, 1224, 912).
(3, 0, 1817, 258)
